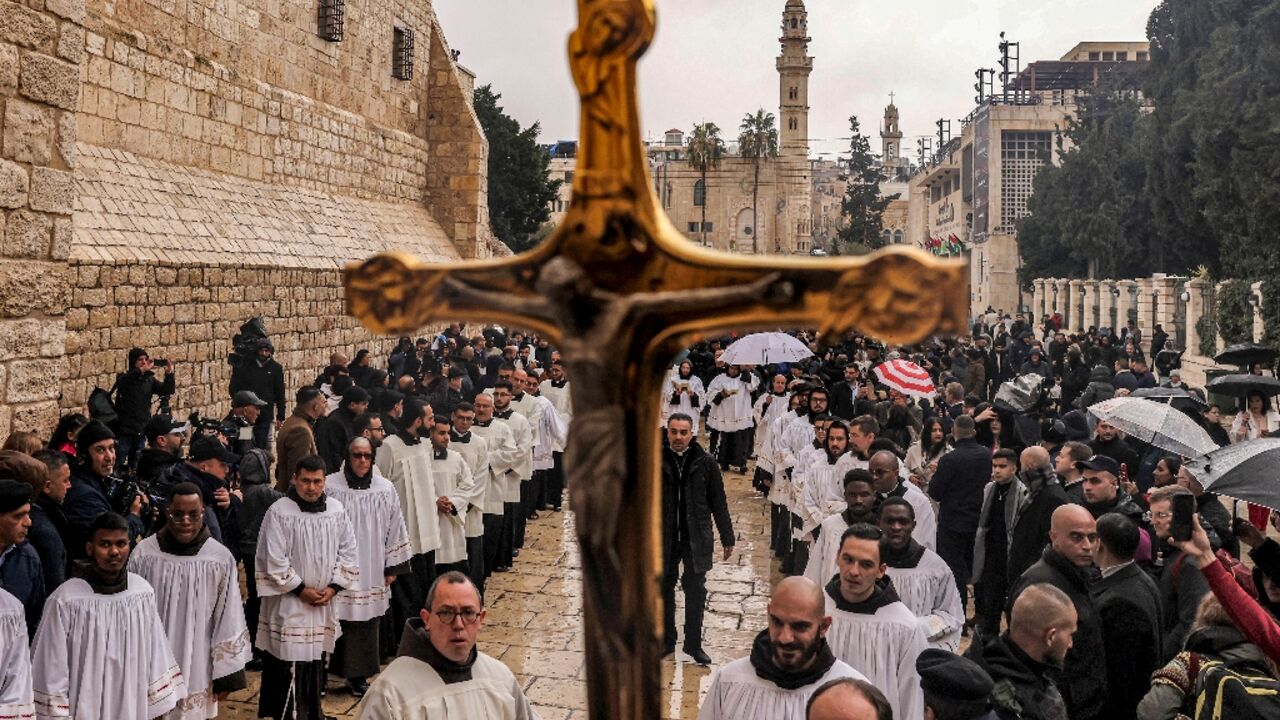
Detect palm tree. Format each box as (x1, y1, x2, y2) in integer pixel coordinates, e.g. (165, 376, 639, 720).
(686, 122, 725, 246)
(738, 110, 778, 254)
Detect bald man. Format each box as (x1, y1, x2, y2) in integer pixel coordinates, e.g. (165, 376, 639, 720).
(805, 678, 893, 720)
(1006, 505, 1105, 720)
(1007, 446, 1068, 583)
(699, 577, 864, 719)
(965, 583, 1073, 720)
(868, 451, 937, 550)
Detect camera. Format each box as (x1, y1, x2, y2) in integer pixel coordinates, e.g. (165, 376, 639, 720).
(228, 317, 271, 368)
(152, 358, 169, 367)
(187, 412, 231, 440)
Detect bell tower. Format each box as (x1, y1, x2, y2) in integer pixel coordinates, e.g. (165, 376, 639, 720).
(777, 0, 812, 162)
(881, 95, 903, 176)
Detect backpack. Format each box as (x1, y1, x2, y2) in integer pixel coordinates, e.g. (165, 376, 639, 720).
(87, 377, 119, 426)
(1193, 658, 1280, 720)
(1173, 551, 1258, 598)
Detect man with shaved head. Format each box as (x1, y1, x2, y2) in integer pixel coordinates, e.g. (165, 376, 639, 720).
(1006, 505, 1106, 720)
(805, 677, 893, 720)
(699, 577, 864, 719)
(1007, 446, 1068, 591)
(965, 583, 1074, 720)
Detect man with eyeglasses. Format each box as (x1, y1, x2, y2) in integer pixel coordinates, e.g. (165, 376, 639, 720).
(360, 571, 535, 719)
(128, 482, 251, 718)
(255, 454, 359, 720)
(155, 436, 238, 545)
(325, 438, 412, 697)
(353, 413, 387, 451)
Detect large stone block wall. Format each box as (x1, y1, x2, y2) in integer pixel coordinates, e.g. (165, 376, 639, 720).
(0, 0, 82, 439)
(62, 258, 407, 421)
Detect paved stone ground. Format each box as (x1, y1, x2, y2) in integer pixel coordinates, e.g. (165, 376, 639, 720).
(219, 466, 777, 719)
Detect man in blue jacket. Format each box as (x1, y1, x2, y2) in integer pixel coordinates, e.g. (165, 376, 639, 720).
(0, 477, 44, 635)
(928, 414, 993, 617)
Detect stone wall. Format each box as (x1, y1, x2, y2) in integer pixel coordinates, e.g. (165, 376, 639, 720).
(0, 0, 83, 439)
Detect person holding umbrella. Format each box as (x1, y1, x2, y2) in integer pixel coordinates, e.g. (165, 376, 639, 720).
(1231, 391, 1280, 443)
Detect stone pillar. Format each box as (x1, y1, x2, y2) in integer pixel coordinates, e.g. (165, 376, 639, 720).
(1253, 281, 1266, 343)
(0, 0, 81, 437)
(1185, 277, 1207, 358)
(1153, 277, 1181, 350)
(1067, 279, 1083, 332)
(1098, 280, 1116, 332)
(1116, 280, 1138, 334)
(1136, 278, 1155, 341)
(1083, 280, 1100, 330)
(1032, 279, 1045, 324)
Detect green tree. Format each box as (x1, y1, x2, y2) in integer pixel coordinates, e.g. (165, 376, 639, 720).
(737, 110, 778, 254)
(473, 85, 561, 253)
(686, 122, 725, 246)
(835, 116, 893, 254)
(1018, 87, 1157, 282)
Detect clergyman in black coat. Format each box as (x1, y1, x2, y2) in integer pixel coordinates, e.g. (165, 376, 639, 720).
(1091, 512, 1163, 719)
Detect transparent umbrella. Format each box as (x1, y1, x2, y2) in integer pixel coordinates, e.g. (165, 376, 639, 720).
(1086, 396, 1218, 459)
(720, 332, 813, 366)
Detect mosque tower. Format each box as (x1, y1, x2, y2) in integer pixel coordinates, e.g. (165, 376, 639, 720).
(776, 0, 814, 254)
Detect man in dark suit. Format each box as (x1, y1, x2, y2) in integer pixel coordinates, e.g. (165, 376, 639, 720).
(928, 415, 992, 612)
(1091, 512, 1162, 719)
(1007, 446, 1069, 583)
(661, 413, 735, 666)
(830, 363, 874, 422)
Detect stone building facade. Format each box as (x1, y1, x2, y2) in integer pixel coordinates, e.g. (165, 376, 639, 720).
(1, 0, 498, 437)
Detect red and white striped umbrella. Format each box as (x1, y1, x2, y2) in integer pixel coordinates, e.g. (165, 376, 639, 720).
(872, 360, 937, 400)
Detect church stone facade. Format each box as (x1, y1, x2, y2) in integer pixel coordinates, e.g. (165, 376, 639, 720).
(0, 0, 498, 435)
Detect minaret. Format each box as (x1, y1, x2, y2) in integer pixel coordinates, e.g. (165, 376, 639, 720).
(881, 95, 903, 176)
(777, 0, 814, 254)
(777, 0, 812, 163)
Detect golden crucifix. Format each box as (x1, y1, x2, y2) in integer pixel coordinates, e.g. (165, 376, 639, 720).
(346, 0, 966, 716)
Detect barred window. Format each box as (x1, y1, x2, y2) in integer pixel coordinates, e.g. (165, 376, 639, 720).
(392, 25, 414, 80)
(999, 131, 1052, 232)
(317, 0, 344, 41)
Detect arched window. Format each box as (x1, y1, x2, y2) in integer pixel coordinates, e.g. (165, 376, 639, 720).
(789, 87, 797, 100)
(790, 18, 798, 29)
(789, 118, 797, 131)
(881, 229, 892, 245)
(893, 229, 904, 244)
(693, 180, 706, 207)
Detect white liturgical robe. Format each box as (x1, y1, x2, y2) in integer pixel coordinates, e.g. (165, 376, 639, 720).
(538, 379, 573, 450)
(377, 435, 441, 556)
(0, 588, 33, 720)
(706, 373, 758, 432)
(430, 449, 478, 565)
(325, 468, 414, 622)
(663, 373, 706, 436)
(698, 656, 864, 720)
(824, 583, 928, 720)
(32, 573, 187, 720)
(472, 420, 519, 515)
(752, 392, 790, 466)
(129, 535, 252, 720)
(528, 394, 566, 472)
(254, 496, 360, 661)
(448, 432, 493, 537)
(359, 642, 535, 719)
(885, 549, 964, 652)
(494, 410, 534, 502)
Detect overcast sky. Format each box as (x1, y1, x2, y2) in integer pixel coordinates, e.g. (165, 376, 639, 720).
(434, 1, 1157, 161)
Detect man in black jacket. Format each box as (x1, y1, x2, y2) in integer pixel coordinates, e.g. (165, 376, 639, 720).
(1091, 512, 1162, 719)
(28, 450, 72, 592)
(830, 364, 875, 422)
(1006, 504, 1106, 720)
(229, 339, 286, 450)
(314, 386, 370, 473)
(965, 583, 1073, 720)
(661, 412, 735, 666)
(1007, 447, 1068, 585)
(929, 415, 992, 611)
(112, 347, 175, 473)
(136, 414, 185, 488)
(1087, 421, 1139, 477)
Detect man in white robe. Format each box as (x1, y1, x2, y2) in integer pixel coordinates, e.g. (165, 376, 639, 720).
(255, 454, 360, 720)
(0, 587, 33, 719)
(325, 438, 413, 696)
(425, 416, 478, 576)
(129, 483, 251, 720)
(752, 375, 790, 496)
(878, 498, 964, 652)
(470, 393, 520, 576)
(789, 417, 840, 576)
(767, 394, 804, 562)
(706, 365, 758, 472)
(699, 577, 863, 720)
(537, 360, 573, 511)
(803, 470, 878, 588)
(448, 403, 493, 593)
(359, 571, 535, 720)
(491, 380, 534, 565)
(522, 373, 568, 518)
(376, 398, 438, 633)
(869, 451, 937, 551)
(32, 512, 187, 719)
(822, 523, 928, 720)
(664, 361, 706, 436)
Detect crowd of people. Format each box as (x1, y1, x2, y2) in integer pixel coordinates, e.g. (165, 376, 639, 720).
(3, 310, 1280, 719)
(0, 325, 566, 719)
(665, 310, 1280, 719)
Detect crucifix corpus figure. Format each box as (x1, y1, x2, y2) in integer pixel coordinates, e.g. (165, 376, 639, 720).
(345, 1, 967, 717)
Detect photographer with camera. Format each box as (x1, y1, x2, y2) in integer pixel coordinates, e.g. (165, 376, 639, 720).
(225, 391, 269, 458)
(154, 436, 240, 546)
(64, 421, 146, 557)
(229, 338, 286, 450)
(112, 348, 175, 474)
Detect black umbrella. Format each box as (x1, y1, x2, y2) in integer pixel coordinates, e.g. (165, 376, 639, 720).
(1186, 439, 1280, 511)
(1214, 342, 1279, 368)
(1205, 373, 1280, 397)
(1131, 386, 1208, 412)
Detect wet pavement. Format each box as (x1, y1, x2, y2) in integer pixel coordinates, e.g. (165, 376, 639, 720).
(219, 466, 776, 718)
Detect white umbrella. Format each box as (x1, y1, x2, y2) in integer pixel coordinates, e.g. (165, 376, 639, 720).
(720, 332, 813, 366)
(1086, 396, 1218, 459)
